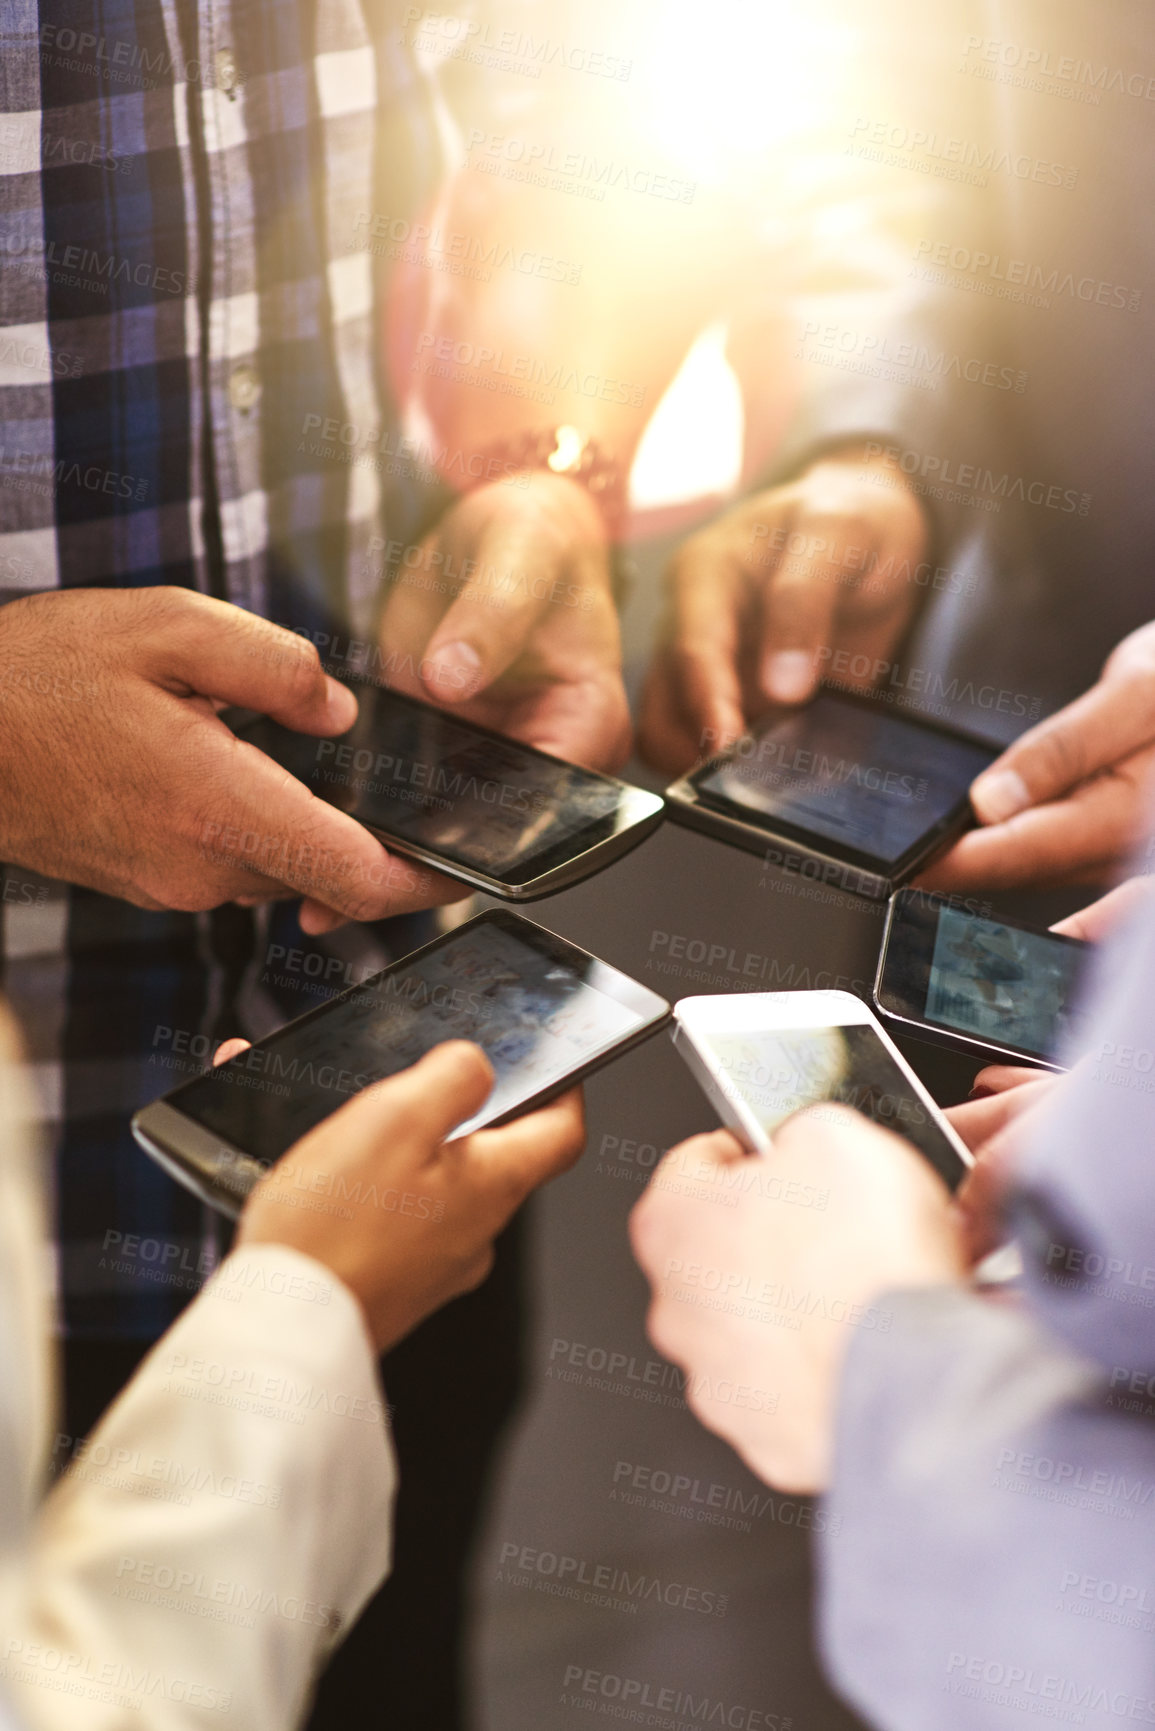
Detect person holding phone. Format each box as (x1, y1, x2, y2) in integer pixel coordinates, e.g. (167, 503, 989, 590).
(0, 1, 695, 1723)
(641, 0, 1155, 904)
(630, 867, 1155, 1730)
(0, 1015, 584, 1731)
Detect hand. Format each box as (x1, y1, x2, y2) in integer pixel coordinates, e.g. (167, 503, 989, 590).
(376, 473, 630, 770)
(639, 446, 929, 774)
(942, 878, 1149, 1261)
(629, 1107, 963, 1494)
(0, 587, 462, 933)
(947, 1067, 1058, 1265)
(924, 621, 1155, 892)
(233, 1041, 585, 1352)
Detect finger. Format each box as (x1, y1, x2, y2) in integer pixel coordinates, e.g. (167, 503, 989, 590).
(204, 728, 458, 920)
(298, 872, 468, 938)
(970, 670, 1155, 824)
(1051, 876, 1155, 940)
(946, 1078, 1053, 1152)
(664, 544, 752, 758)
(421, 514, 556, 701)
(212, 1037, 251, 1067)
(918, 771, 1144, 893)
(757, 511, 843, 704)
(455, 1087, 587, 1206)
(638, 649, 730, 775)
(312, 1041, 497, 1159)
(629, 1131, 744, 1271)
(148, 591, 358, 734)
(968, 1064, 1048, 1097)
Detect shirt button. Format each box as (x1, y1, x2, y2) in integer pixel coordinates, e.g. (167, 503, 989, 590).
(215, 47, 239, 97)
(228, 365, 261, 413)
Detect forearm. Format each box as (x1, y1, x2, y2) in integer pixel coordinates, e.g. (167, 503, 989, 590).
(7, 1248, 394, 1731)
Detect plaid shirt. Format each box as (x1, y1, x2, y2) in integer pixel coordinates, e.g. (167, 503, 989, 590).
(0, 0, 446, 1336)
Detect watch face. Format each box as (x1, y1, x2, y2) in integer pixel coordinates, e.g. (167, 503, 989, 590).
(549, 425, 587, 473)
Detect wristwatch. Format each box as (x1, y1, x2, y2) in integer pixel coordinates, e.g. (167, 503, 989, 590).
(470, 425, 625, 530)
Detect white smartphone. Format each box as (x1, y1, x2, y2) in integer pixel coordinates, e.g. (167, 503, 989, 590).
(672, 989, 972, 1191)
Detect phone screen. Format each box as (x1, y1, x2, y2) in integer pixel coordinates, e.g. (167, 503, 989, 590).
(701, 1022, 966, 1189)
(693, 693, 994, 870)
(923, 905, 1087, 1060)
(235, 683, 638, 886)
(167, 918, 652, 1164)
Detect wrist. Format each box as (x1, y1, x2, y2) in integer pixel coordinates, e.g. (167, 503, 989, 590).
(468, 426, 625, 533)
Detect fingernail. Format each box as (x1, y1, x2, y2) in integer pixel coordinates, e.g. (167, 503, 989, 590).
(324, 677, 358, 727)
(967, 1084, 995, 1101)
(762, 650, 815, 704)
(425, 640, 483, 698)
(970, 768, 1030, 824)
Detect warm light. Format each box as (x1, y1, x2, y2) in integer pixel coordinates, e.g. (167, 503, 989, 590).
(630, 0, 861, 189)
(629, 324, 744, 510)
(548, 425, 586, 472)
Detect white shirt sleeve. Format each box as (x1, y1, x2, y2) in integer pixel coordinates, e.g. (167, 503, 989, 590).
(0, 1016, 396, 1731)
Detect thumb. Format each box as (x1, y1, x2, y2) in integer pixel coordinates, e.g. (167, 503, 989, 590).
(421, 516, 555, 702)
(970, 672, 1155, 824)
(334, 1041, 496, 1154)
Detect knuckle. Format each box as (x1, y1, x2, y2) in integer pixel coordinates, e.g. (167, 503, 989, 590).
(1028, 725, 1087, 792)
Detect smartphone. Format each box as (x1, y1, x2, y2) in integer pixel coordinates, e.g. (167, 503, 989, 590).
(672, 988, 971, 1191)
(228, 680, 664, 900)
(874, 888, 1089, 1070)
(665, 688, 997, 900)
(132, 910, 671, 1217)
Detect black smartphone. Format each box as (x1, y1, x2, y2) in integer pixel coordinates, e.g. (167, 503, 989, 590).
(665, 688, 997, 900)
(873, 888, 1090, 1070)
(132, 910, 672, 1216)
(228, 680, 664, 900)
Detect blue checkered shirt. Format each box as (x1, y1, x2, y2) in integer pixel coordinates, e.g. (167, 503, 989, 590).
(0, 0, 445, 1336)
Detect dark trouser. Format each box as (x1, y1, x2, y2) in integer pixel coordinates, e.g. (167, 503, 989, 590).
(62, 1214, 527, 1731)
